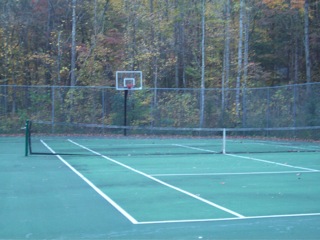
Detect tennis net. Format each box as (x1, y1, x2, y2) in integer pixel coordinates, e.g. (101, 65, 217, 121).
(221, 127, 320, 154)
(25, 120, 320, 156)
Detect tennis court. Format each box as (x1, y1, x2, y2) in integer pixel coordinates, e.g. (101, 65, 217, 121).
(1, 133, 320, 239)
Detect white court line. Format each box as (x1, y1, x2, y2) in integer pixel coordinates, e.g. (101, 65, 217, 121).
(252, 140, 320, 151)
(174, 144, 319, 172)
(172, 144, 218, 153)
(68, 139, 245, 219)
(226, 153, 319, 172)
(136, 212, 320, 225)
(151, 170, 320, 177)
(40, 140, 138, 224)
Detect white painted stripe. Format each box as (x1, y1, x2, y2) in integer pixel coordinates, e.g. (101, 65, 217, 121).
(151, 170, 320, 177)
(68, 139, 245, 219)
(136, 212, 320, 225)
(226, 153, 319, 172)
(253, 140, 320, 151)
(40, 140, 138, 224)
(173, 143, 319, 172)
(172, 144, 218, 153)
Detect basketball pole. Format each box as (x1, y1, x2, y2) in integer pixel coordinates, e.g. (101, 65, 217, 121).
(124, 89, 128, 136)
(116, 70, 142, 136)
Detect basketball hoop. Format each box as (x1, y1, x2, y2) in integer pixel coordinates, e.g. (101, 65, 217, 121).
(126, 83, 134, 90)
(116, 71, 142, 90)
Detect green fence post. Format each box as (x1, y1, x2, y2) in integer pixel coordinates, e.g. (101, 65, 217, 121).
(25, 120, 29, 157)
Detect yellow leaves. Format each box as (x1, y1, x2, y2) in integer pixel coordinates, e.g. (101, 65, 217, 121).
(60, 67, 69, 79)
(109, 0, 124, 12)
(29, 52, 54, 65)
(262, 0, 305, 9)
(262, 0, 289, 9)
(157, 93, 199, 127)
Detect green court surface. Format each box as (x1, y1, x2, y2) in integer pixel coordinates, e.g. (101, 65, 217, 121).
(1, 136, 320, 239)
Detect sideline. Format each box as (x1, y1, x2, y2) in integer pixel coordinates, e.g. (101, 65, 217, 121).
(41, 139, 139, 224)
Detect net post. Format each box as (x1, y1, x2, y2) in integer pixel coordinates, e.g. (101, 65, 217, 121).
(25, 120, 30, 157)
(222, 128, 226, 154)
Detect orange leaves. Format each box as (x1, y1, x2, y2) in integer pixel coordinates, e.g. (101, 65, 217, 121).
(291, 0, 305, 9)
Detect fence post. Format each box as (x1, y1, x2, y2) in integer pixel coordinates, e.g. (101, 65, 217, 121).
(222, 128, 226, 154)
(25, 120, 29, 157)
(51, 86, 55, 133)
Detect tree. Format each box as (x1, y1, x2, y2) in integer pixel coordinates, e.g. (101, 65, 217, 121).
(0, 0, 319, 89)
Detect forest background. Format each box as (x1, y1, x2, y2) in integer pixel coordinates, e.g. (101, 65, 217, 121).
(1, 0, 319, 87)
(0, 0, 320, 133)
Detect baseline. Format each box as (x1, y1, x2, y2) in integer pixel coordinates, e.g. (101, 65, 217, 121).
(151, 170, 320, 177)
(136, 212, 320, 225)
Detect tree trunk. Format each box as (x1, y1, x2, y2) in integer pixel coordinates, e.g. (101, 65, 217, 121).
(57, 31, 62, 85)
(200, 0, 205, 128)
(174, 0, 179, 88)
(242, 2, 250, 127)
(222, 0, 231, 122)
(70, 0, 77, 86)
(236, 0, 245, 120)
(304, 0, 311, 93)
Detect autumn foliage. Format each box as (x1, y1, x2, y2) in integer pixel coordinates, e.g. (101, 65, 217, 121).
(0, 0, 319, 88)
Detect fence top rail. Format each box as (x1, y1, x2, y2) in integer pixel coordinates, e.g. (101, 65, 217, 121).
(0, 85, 115, 89)
(33, 121, 320, 133)
(1, 82, 320, 91)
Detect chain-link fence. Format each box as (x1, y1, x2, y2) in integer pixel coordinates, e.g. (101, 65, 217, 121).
(1, 83, 320, 134)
